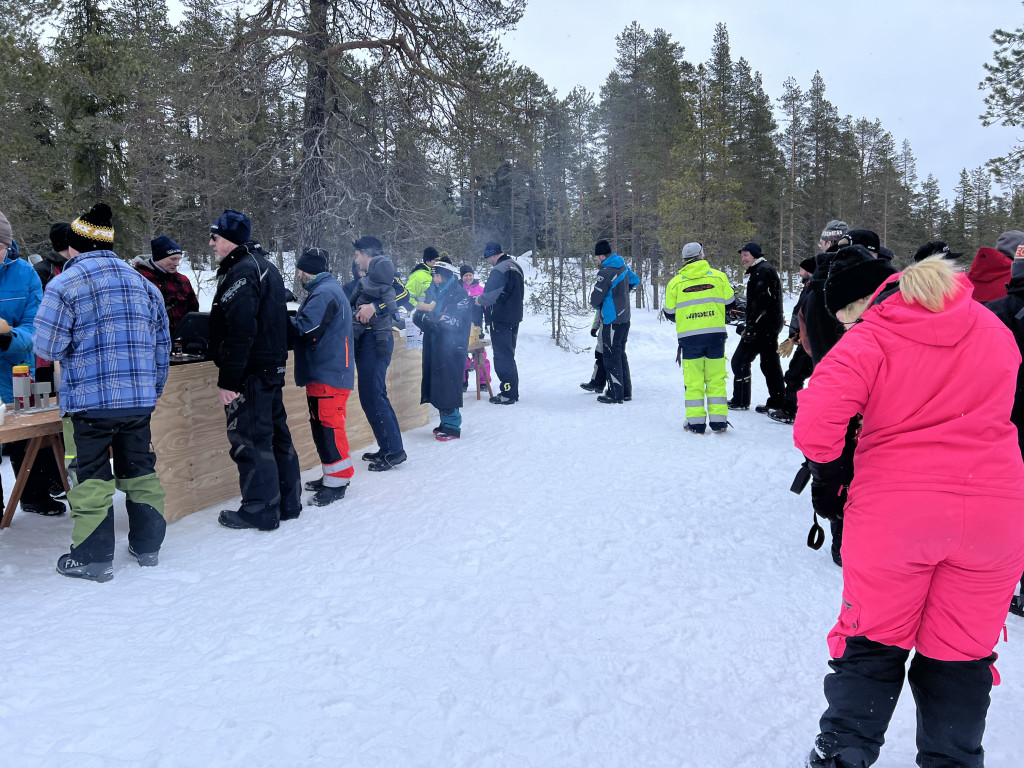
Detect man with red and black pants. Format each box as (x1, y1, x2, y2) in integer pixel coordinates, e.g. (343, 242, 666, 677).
(728, 242, 784, 413)
(209, 210, 301, 531)
(290, 248, 354, 507)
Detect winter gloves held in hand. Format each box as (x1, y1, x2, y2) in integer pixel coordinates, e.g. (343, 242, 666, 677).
(808, 457, 849, 521)
(778, 335, 797, 358)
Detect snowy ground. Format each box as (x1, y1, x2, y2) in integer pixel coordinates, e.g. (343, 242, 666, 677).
(3, 306, 1024, 768)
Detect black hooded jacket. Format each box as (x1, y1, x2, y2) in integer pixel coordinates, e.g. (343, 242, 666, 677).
(209, 242, 289, 391)
(743, 259, 784, 337)
(803, 252, 844, 365)
(986, 272, 1024, 454)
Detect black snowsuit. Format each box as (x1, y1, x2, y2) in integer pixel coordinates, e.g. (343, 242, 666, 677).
(780, 278, 814, 416)
(210, 242, 300, 528)
(478, 254, 525, 400)
(803, 252, 844, 366)
(731, 259, 785, 408)
(985, 273, 1024, 599)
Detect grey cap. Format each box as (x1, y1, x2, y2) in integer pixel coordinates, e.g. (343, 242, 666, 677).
(0, 210, 12, 246)
(996, 230, 1024, 260)
(820, 220, 849, 243)
(682, 242, 704, 261)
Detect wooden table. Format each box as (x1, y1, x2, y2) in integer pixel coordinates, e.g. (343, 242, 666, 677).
(0, 408, 71, 529)
(0, 329, 428, 527)
(468, 339, 493, 400)
(152, 329, 427, 522)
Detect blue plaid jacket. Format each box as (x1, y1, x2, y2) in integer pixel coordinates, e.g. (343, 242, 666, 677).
(34, 250, 170, 415)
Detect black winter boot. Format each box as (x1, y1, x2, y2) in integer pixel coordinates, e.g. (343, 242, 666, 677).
(812, 636, 909, 767)
(729, 377, 751, 409)
(1009, 594, 1024, 617)
(309, 484, 348, 507)
(908, 652, 994, 768)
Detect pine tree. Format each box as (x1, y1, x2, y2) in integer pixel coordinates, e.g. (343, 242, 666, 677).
(0, 0, 65, 246)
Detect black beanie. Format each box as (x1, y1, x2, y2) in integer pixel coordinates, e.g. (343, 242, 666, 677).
(211, 209, 252, 245)
(423, 246, 440, 262)
(913, 241, 962, 262)
(847, 229, 880, 254)
(799, 256, 818, 274)
(68, 203, 114, 253)
(825, 245, 896, 317)
(460, 264, 474, 278)
(297, 247, 330, 275)
(594, 239, 612, 256)
(49, 222, 71, 252)
(151, 235, 183, 262)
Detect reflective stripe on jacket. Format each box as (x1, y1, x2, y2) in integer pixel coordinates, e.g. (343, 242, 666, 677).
(664, 260, 734, 339)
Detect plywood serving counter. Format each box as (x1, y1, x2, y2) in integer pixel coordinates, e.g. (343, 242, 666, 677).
(152, 331, 426, 522)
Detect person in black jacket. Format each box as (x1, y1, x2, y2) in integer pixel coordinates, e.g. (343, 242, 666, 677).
(728, 242, 785, 411)
(802, 220, 850, 366)
(476, 242, 525, 404)
(36, 222, 70, 290)
(589, 239, 639, 404)
(208, 209, 300, 531)
(413, 261, 472, 440)
(985, 253, 1024, 616)
(768, 256, 817, 424)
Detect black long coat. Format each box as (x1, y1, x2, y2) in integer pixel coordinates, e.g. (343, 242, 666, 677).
(412, 278, 472, 412)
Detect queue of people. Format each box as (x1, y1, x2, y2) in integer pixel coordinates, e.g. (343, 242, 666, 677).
(770, 219, 1024, 768)
(5, 200, 1024, 767)
(0, 203, 528, 575)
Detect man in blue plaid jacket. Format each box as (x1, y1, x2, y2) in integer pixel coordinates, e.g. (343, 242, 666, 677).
(34, 202, 170, 583)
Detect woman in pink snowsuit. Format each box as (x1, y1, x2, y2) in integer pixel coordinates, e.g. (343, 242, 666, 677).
(795, 256, 1024, 768)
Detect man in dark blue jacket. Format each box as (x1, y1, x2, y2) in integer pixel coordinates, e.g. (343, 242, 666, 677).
(589, 239, 639, 404)
(476, 242, 524, 404)
(351, 236, 407, 471)
(209, 210, 300, 531)
(290, 248, 354, 507)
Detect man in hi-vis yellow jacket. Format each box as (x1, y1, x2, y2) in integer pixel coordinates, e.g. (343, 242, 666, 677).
(663, 242, 735, 434)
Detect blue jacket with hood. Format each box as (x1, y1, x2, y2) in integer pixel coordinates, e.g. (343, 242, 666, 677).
(0, 242, 44, 402)
(590, 254, 639, 325)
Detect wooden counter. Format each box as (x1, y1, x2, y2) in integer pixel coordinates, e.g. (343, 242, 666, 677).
(152, 330, 426, 522)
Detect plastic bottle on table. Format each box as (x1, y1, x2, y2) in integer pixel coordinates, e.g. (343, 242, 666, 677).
(12, 364, 32, 409)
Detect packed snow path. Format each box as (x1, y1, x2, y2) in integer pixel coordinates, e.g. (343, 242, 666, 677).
(3, 310, 1022, 767)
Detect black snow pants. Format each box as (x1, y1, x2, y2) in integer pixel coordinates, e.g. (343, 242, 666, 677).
(225, 370, 301, 528)
(731, 331, 784, 409)
(810, 636, 994, 768)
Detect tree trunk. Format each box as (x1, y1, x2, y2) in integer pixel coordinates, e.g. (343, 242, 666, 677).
(298, 0, 330, 258)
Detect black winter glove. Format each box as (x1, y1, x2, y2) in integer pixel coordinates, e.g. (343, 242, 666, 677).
(807, 458, 849, 522)
(590, 326, 598, 338)
(735, 322, 746, 337)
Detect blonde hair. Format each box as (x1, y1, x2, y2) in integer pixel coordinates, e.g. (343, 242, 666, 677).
(899, 256, 962, 312)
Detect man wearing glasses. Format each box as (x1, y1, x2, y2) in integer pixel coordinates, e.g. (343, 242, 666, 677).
(208, 210, 301, 531)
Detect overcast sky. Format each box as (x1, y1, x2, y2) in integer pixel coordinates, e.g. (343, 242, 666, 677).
(499, 0, 1023, 201)
(166, 1, 1021, 201)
